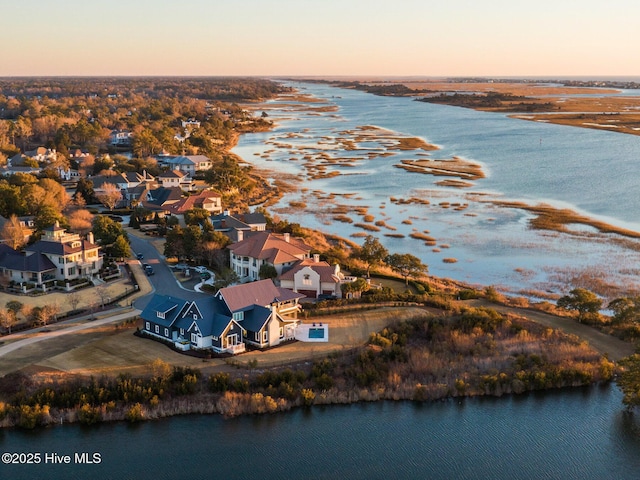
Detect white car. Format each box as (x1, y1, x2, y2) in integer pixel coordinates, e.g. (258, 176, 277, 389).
(194, 266, 208, 274)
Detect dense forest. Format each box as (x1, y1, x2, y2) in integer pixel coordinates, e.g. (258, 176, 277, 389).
(0, 77, 287, 159)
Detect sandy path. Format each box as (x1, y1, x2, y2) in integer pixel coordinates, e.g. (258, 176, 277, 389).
(466, 299, 635, 361)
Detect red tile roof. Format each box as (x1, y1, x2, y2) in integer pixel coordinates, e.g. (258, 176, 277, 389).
(228, 232, 311, 264)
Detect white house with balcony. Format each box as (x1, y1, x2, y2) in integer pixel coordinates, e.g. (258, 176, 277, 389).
(277, 254, 355, 299)
(0, 222, 103, 288)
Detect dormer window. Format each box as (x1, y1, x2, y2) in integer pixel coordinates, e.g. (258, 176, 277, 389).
(157, 311, 165, 319)
(233, 312, 244, 322)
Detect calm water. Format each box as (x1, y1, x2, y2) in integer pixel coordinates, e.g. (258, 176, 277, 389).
(1, 385, 638, 480)
(234, 82, 640, 293)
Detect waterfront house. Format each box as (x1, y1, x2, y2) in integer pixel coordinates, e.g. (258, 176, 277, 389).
(277, 254, 354, 299)
(228, 231, 312, 282)
(140, 279, 303, 353)
(141, 295, 245, 354)
(215, 279, 304, 348)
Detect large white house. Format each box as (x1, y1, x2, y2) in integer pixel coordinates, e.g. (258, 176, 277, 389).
(278, 255, 355, 299)
(0, 222, 103, 288)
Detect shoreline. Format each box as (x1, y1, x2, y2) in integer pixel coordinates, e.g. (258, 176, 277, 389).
(234, 82, 640, 301)
(2, 82, 638, 430)
(0, 303, 621, 429)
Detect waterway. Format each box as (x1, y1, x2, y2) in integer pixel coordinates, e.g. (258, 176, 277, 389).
(1, 385, 638, 479)
(234, 82, 640, 296)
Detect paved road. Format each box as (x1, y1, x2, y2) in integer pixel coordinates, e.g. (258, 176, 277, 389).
(128, 233, 207, 311)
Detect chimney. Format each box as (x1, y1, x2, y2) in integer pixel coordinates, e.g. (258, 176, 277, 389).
(313, 254, 320, 263)
(236, 230, 244, 242)
(284, 233, 290, 243)
(87, 232, 94, 244)
(223, 210, 230, 217)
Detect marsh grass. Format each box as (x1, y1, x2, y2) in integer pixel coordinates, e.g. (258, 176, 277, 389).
(492, 201, 640, 240)
(354, 223, 381, 232)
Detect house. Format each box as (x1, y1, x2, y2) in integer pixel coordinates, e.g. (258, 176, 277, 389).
(228, 231, 312, 282)
(25, 147, 57, 163)
(278, 254, 354, 299)
(166, 190, 223, 215)
(1, 163, 42, 176)
(109, 129, 133, 146)
(0, 222, 103, 288)
(165, 155, 212, 174)
(157, 170, 193, 191)
(140, 186, 183, 213)
(140, 279, 304, 354)
(24, 222, 103, 282)
(0, 215, 34, 246)
(210, 210, 268, 242)
(141, 295, 246, 354)
(216, 279, 303, 348)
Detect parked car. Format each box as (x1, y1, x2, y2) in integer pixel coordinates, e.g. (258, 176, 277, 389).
(318, 293, 337, 300)
(145, 266, 154, 276)
(194, 266, 208, 274)
(136, 253, 144, 260)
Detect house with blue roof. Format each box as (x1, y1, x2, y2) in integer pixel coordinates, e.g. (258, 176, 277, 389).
(141, 295, 246, 354)
(140, 279, 304, 355)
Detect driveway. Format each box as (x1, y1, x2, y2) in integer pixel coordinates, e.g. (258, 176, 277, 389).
(127, 232, 207, 311)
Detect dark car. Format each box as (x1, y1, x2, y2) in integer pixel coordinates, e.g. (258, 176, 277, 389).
(145, 266, 154, 276)
(317, 293, 337, 300)
(136, 253, 144, 260)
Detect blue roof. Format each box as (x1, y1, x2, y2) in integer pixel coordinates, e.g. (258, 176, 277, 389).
(140, 294, 188, 328)
(240, 305, 272, 332)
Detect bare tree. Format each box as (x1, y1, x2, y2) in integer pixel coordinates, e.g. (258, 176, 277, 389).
(67, 292, 81, 312)
(95, 284, 112, 308)
(0, 215, 27, 250)
(96, 183, 123, 211)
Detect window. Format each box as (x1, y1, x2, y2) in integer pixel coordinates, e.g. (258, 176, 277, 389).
(155, 325, 159, 334)
(279, 327, 284, 339)
(180, 328, 184, 336)
(233, 312, 244, 322)
(146, 322, 150, 330)
(157, 311, 165, 319)
(255, 332, 259, 341)
(263, 331, 268, 342)
(303, 274, 312, 286)
(164, 328, 169, 337)
(191, 333, 198, 344)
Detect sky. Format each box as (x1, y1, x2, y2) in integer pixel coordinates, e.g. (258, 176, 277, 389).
(2, 0, 640, 77)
